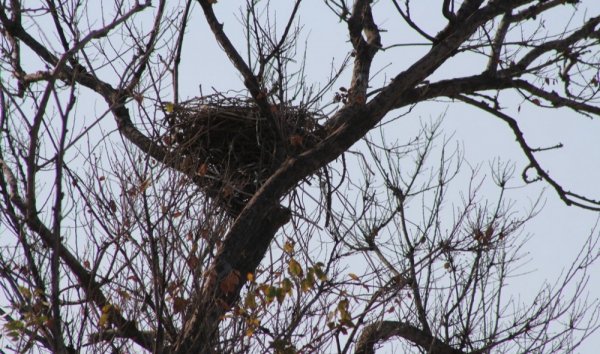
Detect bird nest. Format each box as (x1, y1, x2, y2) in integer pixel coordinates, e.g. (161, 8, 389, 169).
(161, 94, 323, 212)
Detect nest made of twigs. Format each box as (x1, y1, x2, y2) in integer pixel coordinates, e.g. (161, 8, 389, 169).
(161, 94, 323, 211)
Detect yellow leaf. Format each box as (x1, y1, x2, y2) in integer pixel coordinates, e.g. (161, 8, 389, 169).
(301, 278, 314, 292)
(133, 92, 144, 104)
(288, 258, 303, 278)
(283, 241, 294, 254)
(281, 278, 293, 295)
(276, 288, 285, 304)
(167, 282, 180, 295)
(246, 272, 254, 282)
(337, 299, 349, 312)
(18, 286, 32, 299)
(222, 184, 234, 198)
(248, 317, 260, 326)
(314, 265, 327, 281)
(244, 292, 257, 309)
(258, 284, 269, 294)
(99, 313, 110, 328)
(165, 102, 175, 113)
(116, 289, 131, 301)
(348, 273, 359, 281)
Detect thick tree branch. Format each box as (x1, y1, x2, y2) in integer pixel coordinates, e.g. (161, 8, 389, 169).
(507, 15, 600, 75)
(442, 0, 456, 22)
(486, 11, 512, 74)
(173, 205, 290, 353)
(513, 79, 600, 116)
(434, 0, 527, 43)
(347, 0, 381, 104)
(388, 74, 514, 106)
(388, 73, 600, 119)
(355, 320, 466, 354)
(368, 0, 534, 121)
(511, 0, 578, 23)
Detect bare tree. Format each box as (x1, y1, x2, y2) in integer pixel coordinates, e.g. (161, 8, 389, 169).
(1, 0, 599, 353)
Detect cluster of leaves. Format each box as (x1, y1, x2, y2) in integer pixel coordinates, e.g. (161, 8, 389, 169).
(234, 240, 328, 340)
(4, 287, 51, 342)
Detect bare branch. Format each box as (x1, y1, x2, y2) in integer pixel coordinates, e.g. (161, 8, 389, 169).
(196, 0, 274, 117)
(457, 94, 600, 210)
